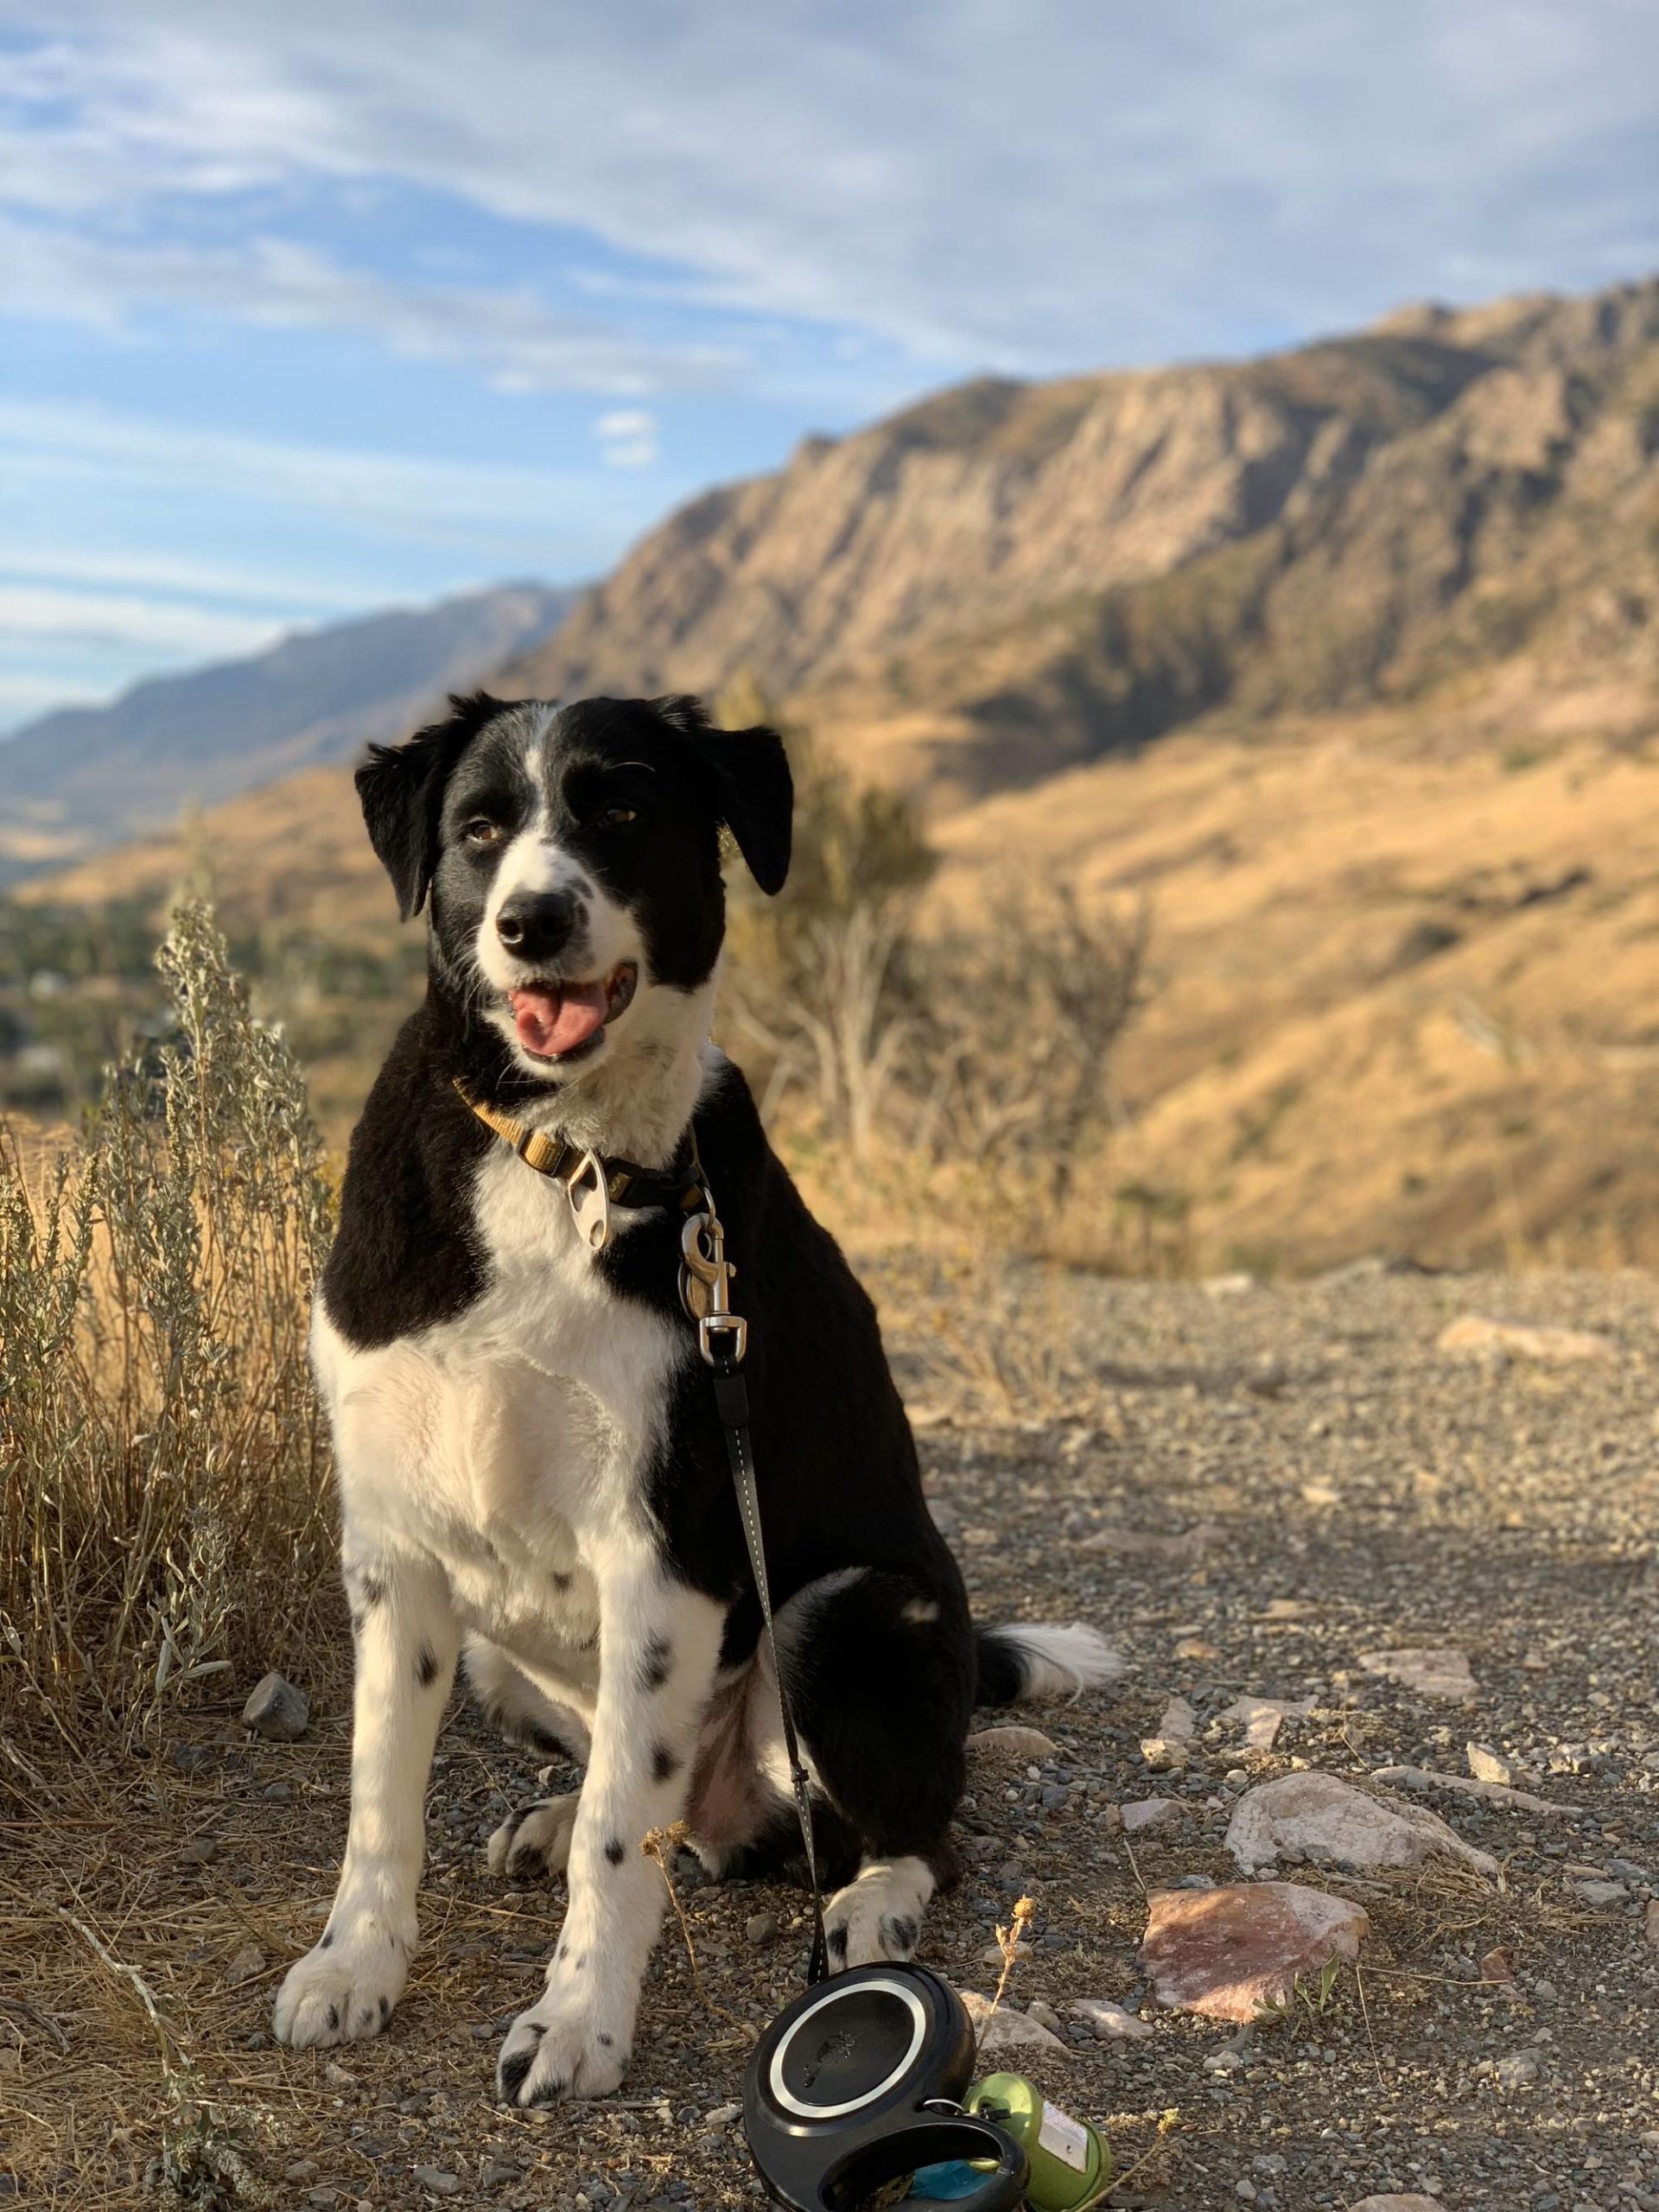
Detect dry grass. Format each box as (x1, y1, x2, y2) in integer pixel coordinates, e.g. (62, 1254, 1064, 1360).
(0, 901, 340, 1764)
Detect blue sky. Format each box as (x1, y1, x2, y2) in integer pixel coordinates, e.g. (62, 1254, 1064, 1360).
(2, 0, 1655, 732)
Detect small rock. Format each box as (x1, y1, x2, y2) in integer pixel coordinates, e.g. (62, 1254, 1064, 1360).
(261, 1781, 294, 1802)
(1226, 1772, 1497, 1877)
(1173, 1636, 1219, 1661)
(1218, 1696, 1315, 1751)
(1478, 1946, 1516, 1983)
(283, 2162, 319, 2183)
(746, 1912, 780, 1948)
(704, 2103, 742, 2127)
(242, 1672, 310, 1741)
(176, 1836, 216, 1867)
(1348, 2199, 1445, 2211)
(1646, 1900, 1659, 1947)
(412, 2171, 461, 2197)
(1492, 2050, 1541, 2088)
(1025, 1999, 1062, 2033)
(224, 1942, 265, 1988)
(965, 1726, 1059, 1764)
(170, 1744, 216, 1773)
(1467, 1742, 1524, 1786)
(957, 1990, 1068, 2057)
(1139, 1882, 1368, 2024)
(1369, 1764, 1568, 1816)
(1437, 1314, 1615, 1363)
(980, 1941, 1033, 1965)
(323, 2060, 355, 2088)
(1139, 1737, 1188, 1773)
(1069, 1998, 1152, 2042)
(1205, 1272, 1255, 1297)
(480, 2166, 520, 2190)
(1356, 1648, 1478, 1700)
(1121, 1796, 1179, 1834)
(1155, 1695, 1198, 1741)
(1572, 1878, 1628, 1908)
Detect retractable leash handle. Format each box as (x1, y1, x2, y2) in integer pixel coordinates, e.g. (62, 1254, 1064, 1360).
(742, 1966, 1029, 2212)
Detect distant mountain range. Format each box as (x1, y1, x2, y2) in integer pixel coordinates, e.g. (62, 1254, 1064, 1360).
(503, 277, 1659, 803)
(0, 582, 575, 880)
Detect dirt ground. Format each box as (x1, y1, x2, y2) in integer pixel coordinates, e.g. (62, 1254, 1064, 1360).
(4, 1264, 1657, 2210)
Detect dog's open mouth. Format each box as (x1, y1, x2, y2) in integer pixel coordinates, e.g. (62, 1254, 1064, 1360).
(508, 962, 638, 1059)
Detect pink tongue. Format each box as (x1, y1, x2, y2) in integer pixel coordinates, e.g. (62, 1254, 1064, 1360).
(510, 981, 609, 1056)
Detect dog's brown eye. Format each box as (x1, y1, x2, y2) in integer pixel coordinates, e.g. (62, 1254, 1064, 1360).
(463, 819, 505, 849)
(600, 805, 638, 828)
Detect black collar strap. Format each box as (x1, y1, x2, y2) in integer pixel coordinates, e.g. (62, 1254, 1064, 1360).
(453, 1080, 706, 1213)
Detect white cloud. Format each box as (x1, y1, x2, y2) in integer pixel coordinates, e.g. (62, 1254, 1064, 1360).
(595, 407, 659, 468)
(0, 583, 287, 659)
(0, 396, 630, 543)
(3, 1, 1655, 384)
(0, 215, 741, 397)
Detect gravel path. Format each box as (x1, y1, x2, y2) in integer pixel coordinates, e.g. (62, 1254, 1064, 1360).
(10, 1268, 1657, 2210)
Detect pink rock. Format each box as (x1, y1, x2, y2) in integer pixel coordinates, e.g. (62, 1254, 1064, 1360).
(1139, 1882, 1368, 2024)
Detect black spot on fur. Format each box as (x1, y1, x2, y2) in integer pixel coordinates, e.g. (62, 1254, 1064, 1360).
(598, 2031, 613, 2049)
(652, 1745, 680, 1784)
(531, 1726, 564, 1757)
(827, 1923, 849, 1964)
(416, 1644, 439, 1688)
(359, 1573, 385, 1609)
(378, 1995, 390, 2022)
(498, 2046, 535, 2105)
(326, 2004, 340, 2033)
(528, 2075, 567, 2107)
(357, 2008, 375, 2031)
(319, 1930, 334, 1951)
(604, 1837, 626, 1866)
(550, 1572, 571, 1592)
(880, 1912, 919, 1956)
(639, 1635, 671, 1692)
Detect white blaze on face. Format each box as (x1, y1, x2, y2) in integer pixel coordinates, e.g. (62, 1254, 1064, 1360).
(475, 815, 597, 996)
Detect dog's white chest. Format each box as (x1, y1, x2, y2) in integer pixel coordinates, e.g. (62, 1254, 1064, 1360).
(314, 1149, 685, 1646)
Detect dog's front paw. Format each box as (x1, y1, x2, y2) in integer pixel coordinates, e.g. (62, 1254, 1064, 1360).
(495, 1985, 629, 2107)
(273, 1921, 410, 2048)
(823, 1855, 934, 1969)
(486, 1794, 579, 1882)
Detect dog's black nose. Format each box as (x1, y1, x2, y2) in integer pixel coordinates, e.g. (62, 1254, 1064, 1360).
(496, 891, 580, 963)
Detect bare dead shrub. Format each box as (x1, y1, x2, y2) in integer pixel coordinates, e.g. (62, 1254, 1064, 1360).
(0, 900, 337, 1755)
(716, 684, 1150, 1205)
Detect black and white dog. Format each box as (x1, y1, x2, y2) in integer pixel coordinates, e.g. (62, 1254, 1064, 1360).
(272, 690, 1115, 2106)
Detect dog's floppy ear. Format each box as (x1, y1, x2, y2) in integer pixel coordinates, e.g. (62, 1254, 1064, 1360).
(651, 694, 793, 896)
(356, 690, 505, 919)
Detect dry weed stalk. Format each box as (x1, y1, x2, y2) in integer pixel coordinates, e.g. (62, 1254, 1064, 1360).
(987, 1891, 1036, 2017)
(0, 900, 338, 1759)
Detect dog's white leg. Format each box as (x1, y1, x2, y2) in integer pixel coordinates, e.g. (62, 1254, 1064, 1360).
(497, 1557, 723, 2105)
(273, 1551, 458, 2047)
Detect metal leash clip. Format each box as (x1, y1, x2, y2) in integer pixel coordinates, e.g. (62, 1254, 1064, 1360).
(680, 1206, 747, 1366)
(564, 1148, 613, 1252)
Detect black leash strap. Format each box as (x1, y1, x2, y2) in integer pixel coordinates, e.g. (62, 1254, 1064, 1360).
(692, 1211, 830, 1986)
(709, 1359, 830, 1985)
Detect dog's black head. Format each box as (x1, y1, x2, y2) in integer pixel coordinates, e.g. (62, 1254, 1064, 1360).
(356, 691, 791, 1086)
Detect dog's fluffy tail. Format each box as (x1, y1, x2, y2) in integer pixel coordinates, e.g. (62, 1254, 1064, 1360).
(973, 1621, 1124, 1707)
